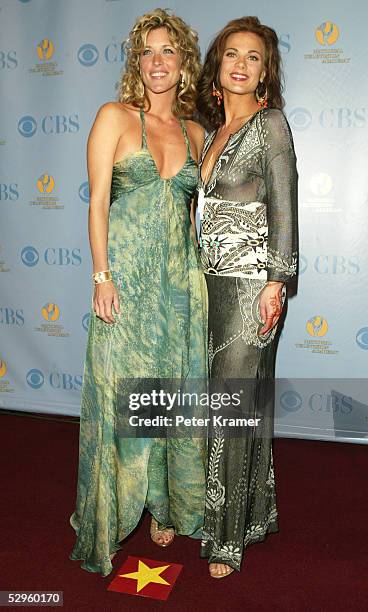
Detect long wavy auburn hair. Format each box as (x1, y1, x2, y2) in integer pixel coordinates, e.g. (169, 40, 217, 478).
(197, 16, 284, 130)
(118, 8, 201, 117)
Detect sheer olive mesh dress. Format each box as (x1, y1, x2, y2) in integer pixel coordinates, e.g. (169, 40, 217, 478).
(197, 108, 298, 571)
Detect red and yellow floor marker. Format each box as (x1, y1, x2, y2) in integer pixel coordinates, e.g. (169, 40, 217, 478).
(108, 556, 183, 601)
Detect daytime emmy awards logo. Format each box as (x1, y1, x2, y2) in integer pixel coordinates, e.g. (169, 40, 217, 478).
(315, 22, 339, 46)
(309, 173, 333, 197)
(302, 172, 337, 214)
(0, 359, 7, 378)
(36, 39, 54, 61)
(41, 303, 60, 322)
(0, 359, 15, 393)
(35, 303, 70, 338)
(306, 316, 328, 337)
(32, 174, 63, 209)
(305, 21, 350, 64)
(37, 174, 55, 194)
(295, 316, 337, 356)
(30, 38, 63, 76)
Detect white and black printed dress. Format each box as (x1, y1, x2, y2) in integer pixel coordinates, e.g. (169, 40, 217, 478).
(197, 107, 298, 571)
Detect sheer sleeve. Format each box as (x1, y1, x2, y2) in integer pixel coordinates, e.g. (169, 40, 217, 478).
(264, 112, 298, 282)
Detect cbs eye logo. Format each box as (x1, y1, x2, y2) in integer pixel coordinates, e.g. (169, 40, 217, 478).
(356, 327, 368, 350)
(26, 369, 44, 389)
(82, 313, 90, 331)
(298, 254, 307, 275)
(37, 174, 55, 194)
(36, 38, 54, 61)
(21, 245, 39, 267)
(288, 107, 312, 131)
(77, 44, 99, 67)
(79, 181, 90, 202)
(18, 115, 37, 137)
(280, 391, 303, 412)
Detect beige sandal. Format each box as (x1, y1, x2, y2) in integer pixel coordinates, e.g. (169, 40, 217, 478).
(209, 563, 234, 579)
(150, 517, 175, 547)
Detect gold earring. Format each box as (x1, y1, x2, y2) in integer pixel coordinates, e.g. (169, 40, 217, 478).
(256, 80, 268, 108)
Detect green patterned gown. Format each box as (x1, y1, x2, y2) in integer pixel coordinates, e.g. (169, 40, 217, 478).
(69, 110, 208, 576)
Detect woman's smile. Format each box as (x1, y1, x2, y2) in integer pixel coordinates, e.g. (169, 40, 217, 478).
(229, 72, 248, 81)
(150, 71, 169, 78)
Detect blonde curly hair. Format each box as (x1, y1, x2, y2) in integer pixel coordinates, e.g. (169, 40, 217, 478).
(118, 8, 201, 117)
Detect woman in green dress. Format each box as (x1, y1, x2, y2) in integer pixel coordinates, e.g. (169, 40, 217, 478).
(69, 9, 207, 576)
(196, 17, 298, 578)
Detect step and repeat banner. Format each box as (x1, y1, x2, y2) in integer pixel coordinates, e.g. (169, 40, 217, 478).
(0, 0, 367, 442)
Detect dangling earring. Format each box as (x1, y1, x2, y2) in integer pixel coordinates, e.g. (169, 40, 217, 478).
(256, 80, 268, 108)
(180, 73, 185, 88)
(212, 82, 223, 106)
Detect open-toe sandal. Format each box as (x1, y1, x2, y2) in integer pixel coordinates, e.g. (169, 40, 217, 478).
(150, 517, 175, 548)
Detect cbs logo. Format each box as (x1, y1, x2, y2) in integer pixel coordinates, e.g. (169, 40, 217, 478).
(18, 114, 79, 137)
(77, 41, 125, 66)
(79, 181, 90, 203)
(21, 246, 82, 267)
(356, 327, 368, 350)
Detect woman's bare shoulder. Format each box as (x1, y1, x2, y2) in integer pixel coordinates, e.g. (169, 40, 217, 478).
(94, 101, 140, 127)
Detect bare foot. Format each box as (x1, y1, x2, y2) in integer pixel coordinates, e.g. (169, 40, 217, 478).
(150, 518, 175, 547)
(209, 563, 234, 578)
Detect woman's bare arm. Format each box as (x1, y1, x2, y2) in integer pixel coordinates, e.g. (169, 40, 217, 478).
(87, 103, 129, 323)
(88, 103, 125, 272)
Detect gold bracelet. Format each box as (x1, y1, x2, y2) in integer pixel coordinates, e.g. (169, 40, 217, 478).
(92, 270, 112, 284)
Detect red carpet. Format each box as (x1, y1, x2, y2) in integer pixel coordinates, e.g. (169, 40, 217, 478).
(0, 411, 367, 611)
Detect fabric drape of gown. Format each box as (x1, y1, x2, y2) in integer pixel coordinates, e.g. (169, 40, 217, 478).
(197, 108, 298, 571)
(69, 109, 208, 576)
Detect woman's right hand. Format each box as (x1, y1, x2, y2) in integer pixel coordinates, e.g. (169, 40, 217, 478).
(258, 281, 284, 335)
(93, 281, 120, 324)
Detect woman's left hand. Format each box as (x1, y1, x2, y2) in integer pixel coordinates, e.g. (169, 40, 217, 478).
(258, 281, 285, 335)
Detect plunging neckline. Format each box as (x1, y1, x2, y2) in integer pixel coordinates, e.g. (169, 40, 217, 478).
(113, 109, 195, 181)
(200, 108, 263, 189)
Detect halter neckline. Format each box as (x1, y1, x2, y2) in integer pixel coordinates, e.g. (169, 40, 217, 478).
(138, 109, 193, 181)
